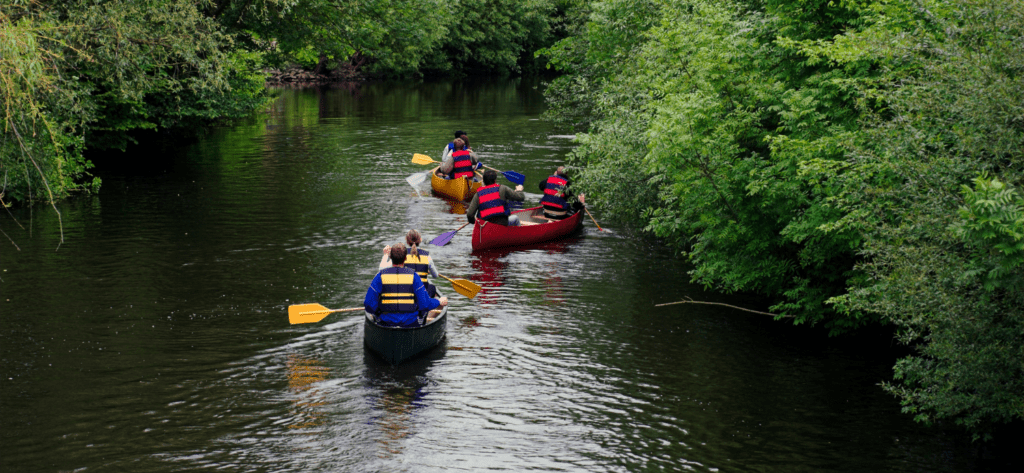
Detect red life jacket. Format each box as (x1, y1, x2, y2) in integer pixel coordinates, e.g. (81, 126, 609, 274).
(452, 150, 475, 179)
(540, 175, 569, 211)
(476, 184, 508, 220)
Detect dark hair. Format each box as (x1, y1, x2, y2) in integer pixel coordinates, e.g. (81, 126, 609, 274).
(459, 135, 470, 149)
(453, 138, 465, 151)
(483, 169, 498, 185)
(405, 230, 422, 257)
(454, 130, 464, 139)
(390, 243, 407, 264)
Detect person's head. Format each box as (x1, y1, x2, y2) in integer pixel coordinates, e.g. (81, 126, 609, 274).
(405, 230, 422, 257)
(555, 166, 566, 176)
(390, 243, 407, 265)
(459, 135, 470, 149)
(483, 169, 498, 186)
(454, 130, 464, 139)
(453, 138, 465, 151)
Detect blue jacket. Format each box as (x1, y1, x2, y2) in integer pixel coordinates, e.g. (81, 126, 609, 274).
(364, 267, 441, 327)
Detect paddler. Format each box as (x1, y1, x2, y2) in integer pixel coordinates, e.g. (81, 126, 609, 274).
(537, 166, 585, 220)
(466, 169, 525, 226)
(378, 230, 439, 297)
(365, 243, 448, 326)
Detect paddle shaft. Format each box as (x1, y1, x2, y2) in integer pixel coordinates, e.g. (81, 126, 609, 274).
(298, 307, 363, 316)
(481, 165, 526, 185)
(584, 206, 603, 231)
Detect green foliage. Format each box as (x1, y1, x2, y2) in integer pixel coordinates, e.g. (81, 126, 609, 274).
(420, 0, 558, 76)
(2, 0, 268, 205)
(542, 0, 877, 330)
(215, 0, 450, 76)
(543, 0, 1024, 438)
(953, 176, 1024, 292)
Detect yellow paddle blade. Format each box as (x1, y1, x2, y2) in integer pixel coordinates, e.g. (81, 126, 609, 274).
(449, 278, 482, 299)
(289, 303, 333, 324)
(411, 153, 437, 165)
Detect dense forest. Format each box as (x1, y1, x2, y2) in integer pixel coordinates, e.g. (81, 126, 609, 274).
(2, 0, 1021, 441)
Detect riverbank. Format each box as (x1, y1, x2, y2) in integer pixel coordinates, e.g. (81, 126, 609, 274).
(263, 64, 362, 85)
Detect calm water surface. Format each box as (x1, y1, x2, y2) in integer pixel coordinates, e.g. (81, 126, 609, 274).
(0, 80, 1002, 472)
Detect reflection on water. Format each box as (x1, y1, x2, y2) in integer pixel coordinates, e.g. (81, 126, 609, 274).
(364, 347, 443, 459)
(286, 355, 330, 432)
(439, 198, 467, 215)
(471, 252, 508, 306)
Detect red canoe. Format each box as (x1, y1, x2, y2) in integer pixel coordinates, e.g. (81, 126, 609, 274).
(471, 206, 584, 251)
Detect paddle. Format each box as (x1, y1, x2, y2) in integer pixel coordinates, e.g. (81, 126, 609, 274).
(481, 165, 526, 186)
(412, 153, 524, 185)
(584, 206, 604, 231)
(411, 153, 438, 165)
(406, 170, 430, 188)
(288, 304, 364, 325)
(428, 222, 470, 246)
(439, 274, 482, 299)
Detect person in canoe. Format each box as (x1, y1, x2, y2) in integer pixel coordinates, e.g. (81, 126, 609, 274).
(441, 130, 465, 161)
(438, 137, 481, 180)
(378, 230, 439, 297)
(365, 243, 448, 327)
(538, 166, 586, 220)
(467, 169, 526, 226)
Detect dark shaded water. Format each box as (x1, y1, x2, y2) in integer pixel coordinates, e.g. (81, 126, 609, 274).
(0, 80, 1011, 472)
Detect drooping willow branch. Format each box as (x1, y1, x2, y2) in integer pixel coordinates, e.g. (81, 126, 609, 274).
(655, 297, 792, 318)
(9, 121, 64, 248)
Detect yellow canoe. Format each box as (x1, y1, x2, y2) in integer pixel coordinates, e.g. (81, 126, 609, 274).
(430, 167, 483, 201)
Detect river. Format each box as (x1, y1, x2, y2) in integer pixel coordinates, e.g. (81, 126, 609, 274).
(0, 79, 1005, 472)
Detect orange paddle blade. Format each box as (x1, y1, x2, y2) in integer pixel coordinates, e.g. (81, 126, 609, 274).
(288, 304, 363, 324)
(439, 275, 482, 299)
(412, 153, 437, 165)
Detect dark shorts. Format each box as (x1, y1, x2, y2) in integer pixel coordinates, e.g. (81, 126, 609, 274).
(424, 282, 437, 298)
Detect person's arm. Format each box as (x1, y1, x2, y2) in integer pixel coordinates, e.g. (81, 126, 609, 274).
(412, 274, 441, 311)
(427, 257, 439, 278)
(441, 145, 452, 160)
(466, 194, 479, 223)
(440, 155, 454, 174)
(538, 179, 547, 192)
(364, 274, 382, 314)
(378, 245, 392, 271)
(503, 185, 526, 202)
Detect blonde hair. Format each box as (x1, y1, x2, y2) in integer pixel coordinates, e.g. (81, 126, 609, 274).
(406, 230, 422, 257)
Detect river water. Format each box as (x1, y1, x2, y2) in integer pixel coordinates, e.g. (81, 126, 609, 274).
(0, 80, 1005, 472)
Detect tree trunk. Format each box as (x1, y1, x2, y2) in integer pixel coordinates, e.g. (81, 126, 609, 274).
(313, 53, 329, 76)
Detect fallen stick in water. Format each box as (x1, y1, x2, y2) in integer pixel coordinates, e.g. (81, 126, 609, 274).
(655, 297, 793, 318)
